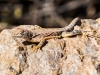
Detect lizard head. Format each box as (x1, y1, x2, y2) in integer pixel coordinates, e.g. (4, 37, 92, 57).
(12, 28, 33, 40)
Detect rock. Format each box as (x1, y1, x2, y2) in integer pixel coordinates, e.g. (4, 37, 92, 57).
(0, 18, 100, 75)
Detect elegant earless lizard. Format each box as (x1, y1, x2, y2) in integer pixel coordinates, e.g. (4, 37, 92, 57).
(13, 18, 82, 52)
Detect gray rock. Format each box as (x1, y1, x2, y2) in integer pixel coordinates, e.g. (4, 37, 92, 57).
(0, 19, 100, 75)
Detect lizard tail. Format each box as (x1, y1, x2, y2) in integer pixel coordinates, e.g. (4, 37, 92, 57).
(64, 17, 81, 32)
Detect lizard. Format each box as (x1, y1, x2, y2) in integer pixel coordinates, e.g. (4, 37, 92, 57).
(13, 18, 83, 52)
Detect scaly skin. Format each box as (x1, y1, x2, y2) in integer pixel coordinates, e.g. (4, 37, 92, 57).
(13, 18, 81, 52)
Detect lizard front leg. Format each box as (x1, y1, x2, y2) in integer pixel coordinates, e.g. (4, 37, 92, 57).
(32, 36, 61, 52)
(32, 39, 46, 52)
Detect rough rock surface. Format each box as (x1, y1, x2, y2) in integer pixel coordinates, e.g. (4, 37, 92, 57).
(0, 18, 100, 75)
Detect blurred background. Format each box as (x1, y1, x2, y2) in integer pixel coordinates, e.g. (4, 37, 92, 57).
(0, 0, 100, 31)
